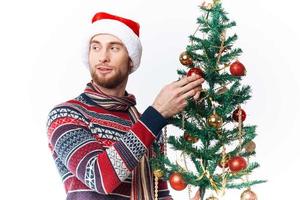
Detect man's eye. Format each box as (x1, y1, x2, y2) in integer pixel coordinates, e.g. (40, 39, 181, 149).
(111, 46, 120, 51)
(90, 45, 100, 51)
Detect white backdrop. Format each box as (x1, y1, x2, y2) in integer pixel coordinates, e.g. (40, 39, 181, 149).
(0, 0, 299, 199)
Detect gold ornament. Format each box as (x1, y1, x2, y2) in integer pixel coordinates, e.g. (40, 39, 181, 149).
(244, 141, 256, 153)
(179, 51, 193, 66)
(206, 196, 218, 200)
(207, 112, 223, 129)
(240, 189, 257, 200)
(153, 169, 164, 179)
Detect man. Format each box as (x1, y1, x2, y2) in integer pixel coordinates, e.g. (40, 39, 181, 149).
(47, 12, 204, 200)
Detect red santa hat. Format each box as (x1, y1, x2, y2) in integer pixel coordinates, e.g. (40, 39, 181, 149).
(83, 12, 142, 73)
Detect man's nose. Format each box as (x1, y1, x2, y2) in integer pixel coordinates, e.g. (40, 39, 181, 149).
(98, 49, 110, 63)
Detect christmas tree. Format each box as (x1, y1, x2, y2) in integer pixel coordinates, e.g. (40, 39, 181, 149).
(151, 1, 266, 200)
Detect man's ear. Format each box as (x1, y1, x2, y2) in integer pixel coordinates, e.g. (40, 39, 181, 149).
(129, 59, 134, 69)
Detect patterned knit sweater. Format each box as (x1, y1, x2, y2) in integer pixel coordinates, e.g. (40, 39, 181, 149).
(47, 85, 173, 200)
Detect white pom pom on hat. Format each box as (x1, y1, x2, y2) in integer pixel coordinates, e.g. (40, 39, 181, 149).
(82, 12, 142, 73)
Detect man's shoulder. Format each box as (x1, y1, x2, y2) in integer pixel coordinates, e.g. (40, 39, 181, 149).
(47, 94, 90, 126)
(48, 94, 89, 117)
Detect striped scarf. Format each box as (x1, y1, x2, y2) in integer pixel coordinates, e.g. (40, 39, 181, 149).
(84, 82, 154, 200)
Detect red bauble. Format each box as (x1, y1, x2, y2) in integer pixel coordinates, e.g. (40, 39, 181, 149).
(184, 132, 199, 143)
(169, 172, 187, 191)
(187, 67, 204, 78)
(230, 60, 246, 76)
(228, 156, 247, 172)
(232, 108, 247, 122)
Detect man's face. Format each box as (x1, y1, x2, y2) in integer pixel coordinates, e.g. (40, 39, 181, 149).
(88, 34, 132, 89)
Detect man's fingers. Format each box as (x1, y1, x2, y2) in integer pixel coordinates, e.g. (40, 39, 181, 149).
(174, 75, 201, 87)
(181, 88, 197, 100)
(180, 78, 204, 94)
(193, 90, 201, 100)
(180, 87, 201, 101)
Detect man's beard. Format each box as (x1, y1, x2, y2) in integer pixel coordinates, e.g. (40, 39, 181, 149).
(91, 68, 129, 89)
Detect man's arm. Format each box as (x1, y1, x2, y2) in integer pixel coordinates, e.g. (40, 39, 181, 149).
(47, 104, 167, 194)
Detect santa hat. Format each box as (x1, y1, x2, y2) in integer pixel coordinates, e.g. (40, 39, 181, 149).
(82, 12, 142, 73)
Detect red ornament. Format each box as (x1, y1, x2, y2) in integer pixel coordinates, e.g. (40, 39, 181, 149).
(187, 67, 204, 78)
(169, 172, 187, 191)
(228, 156, 247, 172)
(232, 108, 247, 122)
(184, 132, 199, 143)
(230, 60, 246, 76)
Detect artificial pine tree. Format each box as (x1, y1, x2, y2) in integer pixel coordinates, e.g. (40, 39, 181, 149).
(151, 1, 266, 200)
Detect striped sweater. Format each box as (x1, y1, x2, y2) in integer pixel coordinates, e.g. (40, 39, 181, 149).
(47, 87, 172, 200)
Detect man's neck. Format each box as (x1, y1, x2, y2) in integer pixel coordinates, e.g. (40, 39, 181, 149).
(94, 83, 127, 97)
(101, 87, 126, 97)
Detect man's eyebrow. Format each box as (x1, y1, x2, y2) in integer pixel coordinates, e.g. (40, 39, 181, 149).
(109, 42, 124, 46)
(89, 40, 124, 46)
(90, 40, 100, 45)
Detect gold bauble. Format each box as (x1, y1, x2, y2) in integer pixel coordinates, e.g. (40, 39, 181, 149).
(206, 197, 218, 200)
(179, 51, 193, 66)
(153, 169, 164, 179)
(240, 189, 257, 200)
(244, 141, 256, 153)
(207, 113, 223, 129)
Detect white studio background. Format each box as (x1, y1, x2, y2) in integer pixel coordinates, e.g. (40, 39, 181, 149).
(0, 0, 299, 199)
